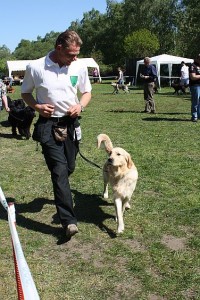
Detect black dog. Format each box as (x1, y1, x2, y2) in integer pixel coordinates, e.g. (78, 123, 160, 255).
(171, 79, 186, 95)
(7, 98, 36, 139)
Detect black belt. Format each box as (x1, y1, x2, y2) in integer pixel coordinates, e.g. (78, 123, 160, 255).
(50, 115, 70, 122)
(39, 115, 69, 122)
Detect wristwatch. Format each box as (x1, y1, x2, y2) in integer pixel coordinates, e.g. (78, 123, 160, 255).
(80, 103, 84, 112)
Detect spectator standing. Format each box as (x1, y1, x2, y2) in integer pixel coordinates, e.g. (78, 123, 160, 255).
(92, 68, 99, 83)
(21, 30, 92, 238)
(0, 79, 10, 112)
(140, 57, 157, 113)
(180, 61, 189, 92)
(189, 54, 200, 122)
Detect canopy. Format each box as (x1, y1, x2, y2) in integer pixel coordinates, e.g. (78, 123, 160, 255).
(7, 60, 32, 77)
(78, 58, 101, 82)
(135, 54, 193, 87)
(7, 58, 101, 81)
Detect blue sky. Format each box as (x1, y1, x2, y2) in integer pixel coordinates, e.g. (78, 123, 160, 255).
(2, 0, 121, 53)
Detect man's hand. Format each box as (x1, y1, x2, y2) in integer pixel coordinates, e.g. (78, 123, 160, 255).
(35, 103, 55, 118)
(67, 104, 82, 118)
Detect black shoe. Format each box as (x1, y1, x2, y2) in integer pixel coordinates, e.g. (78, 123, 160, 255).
(191, 117, 197, 122)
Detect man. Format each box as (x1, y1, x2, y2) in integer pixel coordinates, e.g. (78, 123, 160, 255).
(21, 30, 92, 238)
(140, 57, 157, 113)
(189, 54, 200, 122)
(180, 61, 189, 93)
(0, 79, 10, 112)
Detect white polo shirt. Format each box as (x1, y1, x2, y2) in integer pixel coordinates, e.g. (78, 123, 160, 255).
(21, 53, 92, 117)
(181, 65, 189, 79)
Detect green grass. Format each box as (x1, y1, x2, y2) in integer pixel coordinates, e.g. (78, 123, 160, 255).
(0, 84, 200, 300)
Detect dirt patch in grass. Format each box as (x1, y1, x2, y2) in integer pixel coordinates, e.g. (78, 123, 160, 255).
(148, 294, 166, 300)
(108, 278, 142, 300)
(161, 234, 187, 251)
(123, 238, 146, 252)
(181, 288, 199, 299)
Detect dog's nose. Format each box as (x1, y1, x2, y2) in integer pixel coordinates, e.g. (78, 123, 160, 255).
(108, 158, 113, 164)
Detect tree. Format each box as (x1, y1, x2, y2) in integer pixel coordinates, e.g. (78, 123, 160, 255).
(13, 32, 59, 60)
(69, 8, 106, 61)
(177, 0, 200, 57)
(0, 45, 12, 76)
(123, 0, 181, 54)
(124, 29, 159, 58)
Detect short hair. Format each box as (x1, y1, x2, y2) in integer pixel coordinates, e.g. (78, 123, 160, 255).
(144, 57, 150, 63)
(181, 61, 185, 64)
(55, 30, 82, 49)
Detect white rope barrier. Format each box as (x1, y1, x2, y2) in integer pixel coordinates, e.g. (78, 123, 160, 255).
(0, 187, 40, 300)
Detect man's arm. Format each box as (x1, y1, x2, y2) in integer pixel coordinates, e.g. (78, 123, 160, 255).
(189, 72, 200, 81)
(21, 93, 55, 118)
(2, 95, 10, 112)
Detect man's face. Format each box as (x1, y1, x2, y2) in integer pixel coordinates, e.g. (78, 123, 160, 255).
(56, 42, 80, 66)
(144, 59, 150, 66)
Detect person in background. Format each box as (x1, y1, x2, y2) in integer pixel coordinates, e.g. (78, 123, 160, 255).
(92, 68, 99, 83)
(0, 79, 10, 112)
(140, 57, 157, 113)
(21, 30, 92, 239)
(116, 67, 124, 85)
(180, 61, 189, 93)
(189, 54, 200, 122)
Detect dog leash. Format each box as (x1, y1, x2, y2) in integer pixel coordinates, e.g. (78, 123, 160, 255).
(78, 145, 102, 170)
(34, 141, 102, 169)
(8, 112, 25, 122)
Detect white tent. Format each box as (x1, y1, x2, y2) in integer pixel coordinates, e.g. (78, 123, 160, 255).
(78, 58, 101, 82)
(135, 54, 193, 87)
(7, 57, 101, 81)
(7, 60, 32, 77)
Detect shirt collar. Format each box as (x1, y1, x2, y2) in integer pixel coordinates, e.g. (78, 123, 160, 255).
(45, 52, 57, 67)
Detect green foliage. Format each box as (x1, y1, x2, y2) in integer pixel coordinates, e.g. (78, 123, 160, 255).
(177, 0, 200, 57)
(13, 31, 59, 60)
(0, 0, 200, 75)
(124, 29, 160, 58)
(0, 45, 12, 76)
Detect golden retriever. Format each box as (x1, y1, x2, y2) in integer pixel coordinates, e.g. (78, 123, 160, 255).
(97, 134, 138, 233)
(111, 82, 130, 94)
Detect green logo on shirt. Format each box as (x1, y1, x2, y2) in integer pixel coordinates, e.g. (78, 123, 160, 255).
(70, 76, 78, 87)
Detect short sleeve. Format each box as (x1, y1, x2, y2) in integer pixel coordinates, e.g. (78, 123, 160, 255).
(21, 64, 35, 93)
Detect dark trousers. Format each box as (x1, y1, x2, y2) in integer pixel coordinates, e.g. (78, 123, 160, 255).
(34, 116, 79, 228)
(144, 82, 156, 112)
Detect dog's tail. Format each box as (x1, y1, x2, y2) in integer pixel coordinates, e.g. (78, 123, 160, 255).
(97, 134, 113, 153)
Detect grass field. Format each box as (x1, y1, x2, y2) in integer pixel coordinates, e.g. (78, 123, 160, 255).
(0, 84, 200, 300)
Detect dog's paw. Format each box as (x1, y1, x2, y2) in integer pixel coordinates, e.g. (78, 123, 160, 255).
(103, 192, 108, 199)
(125, 202, 131, 210)
(117, 226, 124, 234)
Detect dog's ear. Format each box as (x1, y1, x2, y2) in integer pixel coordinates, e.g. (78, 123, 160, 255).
(126, 153, 134, 169)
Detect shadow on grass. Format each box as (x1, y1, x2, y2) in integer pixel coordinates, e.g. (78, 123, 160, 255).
(0, 133, 26, 140)
(72, 189, 116, 239)
(108, 109, 190, 119)
(0, 197, 62, 233)
(0, 120, 10, 127)
(0, 193, 116, 245)
(142, 117, 191, 122)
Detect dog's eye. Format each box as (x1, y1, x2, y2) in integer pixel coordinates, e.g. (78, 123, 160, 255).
(117, 153, 121, 156)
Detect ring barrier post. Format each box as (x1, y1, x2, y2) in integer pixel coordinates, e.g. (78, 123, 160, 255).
(0, 187, 40, 300)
